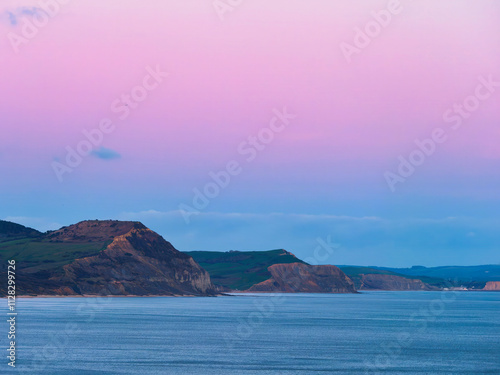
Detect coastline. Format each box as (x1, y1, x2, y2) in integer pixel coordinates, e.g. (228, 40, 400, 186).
(1, 294, 224, 299)
(3, 290, 493, 299)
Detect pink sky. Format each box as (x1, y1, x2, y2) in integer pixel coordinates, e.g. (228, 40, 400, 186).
(1, 0, 499, 171)
(1, 0, 499, 265)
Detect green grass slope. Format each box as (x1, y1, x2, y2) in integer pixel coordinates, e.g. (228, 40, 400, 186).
(185, 249, 307, 290)
(0, 237, 112, 274)
(0, 220, 128, 276)
(0, 220, 41, 242)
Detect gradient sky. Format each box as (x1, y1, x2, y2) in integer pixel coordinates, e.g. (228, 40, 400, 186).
(1, 0, 499, 267)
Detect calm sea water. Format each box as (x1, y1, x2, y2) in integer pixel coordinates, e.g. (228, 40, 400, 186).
(2, 291, 499, 374)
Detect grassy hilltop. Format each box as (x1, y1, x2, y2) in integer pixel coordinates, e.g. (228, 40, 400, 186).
(186, 249, 306, 290)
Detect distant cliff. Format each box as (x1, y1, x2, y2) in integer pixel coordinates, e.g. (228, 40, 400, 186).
(187, 250, 357, 293)
(246, 263, 357, 293)
(483, 281, 500, 291)
(358, 274, 435, 291)
(0, 220, 216, 296)
(340, 266, 442, 290)
(366, 265, 500, 284)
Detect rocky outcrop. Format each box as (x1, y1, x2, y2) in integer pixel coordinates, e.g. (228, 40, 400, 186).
(246, 263, 357, 293)
(1, 220, 217, 296)
(57, 226, 216, 296)
(45, 220, 142, 242)
(186, 249, 308, 291)
(483, 281, 500, 291)
(359, 274, 433, 291)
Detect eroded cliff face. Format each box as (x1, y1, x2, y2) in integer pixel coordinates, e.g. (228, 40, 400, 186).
(483, 281, 500, 291)
(57, 227, 216, 296)
(246, 263, 357, 293)
(359, 274, 433, 291)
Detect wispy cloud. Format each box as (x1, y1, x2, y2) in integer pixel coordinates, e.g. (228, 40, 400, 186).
(91, 147, 121, 160)
(115, 210, 500, 267)
(7, 11, 16, 25)
(118, 210, 381, 222)
(2, 6, 42, 26)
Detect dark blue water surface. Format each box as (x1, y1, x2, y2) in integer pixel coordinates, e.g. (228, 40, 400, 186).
(2, 291, 499, 374)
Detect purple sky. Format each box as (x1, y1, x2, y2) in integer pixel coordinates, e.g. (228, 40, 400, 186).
(1, 0, 499, 266)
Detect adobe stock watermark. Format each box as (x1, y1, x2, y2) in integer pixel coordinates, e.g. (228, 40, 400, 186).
(384, 75, 500, 192)
(340, 0, 403, 63)
(302, 236, 340, 265)
(19, 267, 135, 374)
(178, 107, 296, 224)
(19, 288, 114, 374)
(51, 65, 168, 182)
(213, 0, 243, 22)
(223, 235, 340, 349)
(363, 285, 460, 374)
(7, 0, 71, 54)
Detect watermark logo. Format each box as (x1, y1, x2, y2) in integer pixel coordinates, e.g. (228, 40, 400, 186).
(213, 0, 244, 22)
(340, 0, 403, 63)
(384, 74, 500, 192)
(178, 107, 296, 224)
(7, 0, 71, 54)
(364, 283, 460, 374)
(223, 235, 341, 349)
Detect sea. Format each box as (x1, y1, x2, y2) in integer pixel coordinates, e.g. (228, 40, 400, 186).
(2, 291, 499, 374)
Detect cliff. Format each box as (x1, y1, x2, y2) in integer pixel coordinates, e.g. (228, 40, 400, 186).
(0, 220, 216, 296)
(246, 263, 357, 293)
(483, 281, 500, 291)
(186, 249, 307, 291)
(340, 266, 446, 290)
(358, 274, 435, 291)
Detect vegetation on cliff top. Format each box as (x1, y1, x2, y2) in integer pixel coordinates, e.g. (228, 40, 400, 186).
(186, 249, 307, 290)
